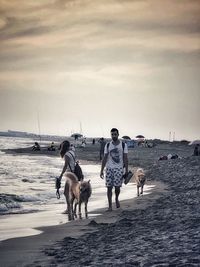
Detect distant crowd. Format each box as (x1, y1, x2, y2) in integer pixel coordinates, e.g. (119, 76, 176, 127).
(31, 138, 200, 160)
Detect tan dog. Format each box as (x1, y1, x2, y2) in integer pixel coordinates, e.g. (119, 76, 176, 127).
(63, 172, 92, 220)
(133, 168, 146, 197)
(74, 180, 92, 219)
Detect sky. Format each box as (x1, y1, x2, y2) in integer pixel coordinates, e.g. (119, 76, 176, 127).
(0, 0, 199, 141)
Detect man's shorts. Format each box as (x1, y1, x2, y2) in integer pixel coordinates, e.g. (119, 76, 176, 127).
(105, 167, 124, 187)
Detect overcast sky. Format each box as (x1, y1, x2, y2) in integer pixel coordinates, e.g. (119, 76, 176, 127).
(0, 0, 199, 140)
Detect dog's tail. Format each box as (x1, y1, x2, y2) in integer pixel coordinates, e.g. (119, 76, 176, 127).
(64, 172, 79, 184)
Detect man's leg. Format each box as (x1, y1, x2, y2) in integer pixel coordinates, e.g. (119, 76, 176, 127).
(115, 186, 120, 208)
(107, 186, 113, 211)
(113, 168, 123, 209)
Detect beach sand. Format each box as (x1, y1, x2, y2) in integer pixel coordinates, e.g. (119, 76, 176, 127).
(0, 180, 166, 267)
(1, 142, 200, 266)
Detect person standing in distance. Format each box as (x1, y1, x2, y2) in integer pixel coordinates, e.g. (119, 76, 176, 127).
(100, 128, 128, 211)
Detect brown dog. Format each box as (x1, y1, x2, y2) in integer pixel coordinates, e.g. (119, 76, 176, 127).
(133, 168, 146, 197)
(74, 180, 92, 219)
(63, 172, 92, 220)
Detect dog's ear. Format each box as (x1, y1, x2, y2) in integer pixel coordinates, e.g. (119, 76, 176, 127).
(88, 180, 90, 183)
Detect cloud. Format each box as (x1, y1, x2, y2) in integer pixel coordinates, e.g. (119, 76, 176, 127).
(0, 0, 199, 139)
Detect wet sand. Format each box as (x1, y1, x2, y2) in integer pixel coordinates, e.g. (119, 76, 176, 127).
(0, 180, 165, 267)
(1, 142, 200, 266)
(0, 172, 156, 242)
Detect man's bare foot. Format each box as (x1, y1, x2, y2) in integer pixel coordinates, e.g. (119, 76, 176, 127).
(62, 209, 68, 214)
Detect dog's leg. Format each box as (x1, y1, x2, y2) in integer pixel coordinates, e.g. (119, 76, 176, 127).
(74, 201, 78, 218)
(70, 196, 75, 220)
(137, 185, 139, 197)
(67, 195, 73, 221)
(78, 202, 82, 219)
(140, 185, 144, 195)
(85, 201, 88, 219)
(66, 200, 71, 220)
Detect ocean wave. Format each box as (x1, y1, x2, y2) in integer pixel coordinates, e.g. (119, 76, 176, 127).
(0, 193, 42, 215)
(0, 193, 40, 202)
(0, 201, 21, 214)
(0, 207, 41, 215)
(30, 187, 45, 191)
(17, 195, 41, 202)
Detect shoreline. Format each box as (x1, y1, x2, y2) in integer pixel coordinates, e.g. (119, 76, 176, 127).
(0, 181, 166, 267)
(0, 161, 157, 242)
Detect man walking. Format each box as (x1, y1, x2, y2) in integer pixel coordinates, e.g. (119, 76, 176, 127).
(100, 128, 128, 211)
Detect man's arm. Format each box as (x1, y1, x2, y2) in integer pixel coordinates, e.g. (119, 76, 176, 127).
(123, 153, 128, 174)
(100, 153, 108, 178)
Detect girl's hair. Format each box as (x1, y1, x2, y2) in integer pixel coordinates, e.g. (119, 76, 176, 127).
(60, 140, 70, 158)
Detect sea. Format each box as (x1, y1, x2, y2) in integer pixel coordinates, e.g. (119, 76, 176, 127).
(0, 136, 155, 241)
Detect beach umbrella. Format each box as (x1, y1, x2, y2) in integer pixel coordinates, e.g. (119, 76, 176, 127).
(180, 140, 190, 145)
(189, 140, 200, 145)
(71, 133, 83, 140)
(136, 135, 145, 139)
(122, 136, 131, 140)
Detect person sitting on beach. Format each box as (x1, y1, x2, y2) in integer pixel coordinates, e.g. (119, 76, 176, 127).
(80, 137, 86, 148)
(32, 142, 40, 151)
(159, 155, 168, 160)
(193, 145, 199, 156)
(159, 154, 179, 161)
(81, 142, 86, 148)
(171, 154, 179, 159)
(167, 154, 172, 160)
(100, 128, 128, 211)
(48, 142, 56, 151)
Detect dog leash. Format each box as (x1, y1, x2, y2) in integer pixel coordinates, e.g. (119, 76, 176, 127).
(55, 177, 61, 199)
(56, 188, 60, 199)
